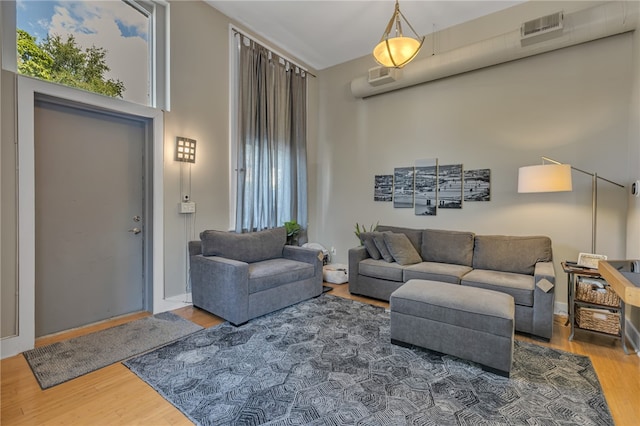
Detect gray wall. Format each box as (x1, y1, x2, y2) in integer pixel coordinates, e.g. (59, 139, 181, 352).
(1, 1, 19, 337)
(2, 0, 638, 344)
(627, 12, 640, 340)
(311, 0, 638, 327)
(0, 0, 319, 337)
(162, 1, 319, 298)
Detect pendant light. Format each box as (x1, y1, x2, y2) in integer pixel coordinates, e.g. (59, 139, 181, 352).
(373, 0, 425, 68)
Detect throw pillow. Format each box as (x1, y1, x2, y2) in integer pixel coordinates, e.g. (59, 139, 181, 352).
(359, 231, 388, 260)
(363, 239, 382, 260)
(200, 227, 286, 263)
(383, 232, 423, 265)
(373, 234, 394, 262)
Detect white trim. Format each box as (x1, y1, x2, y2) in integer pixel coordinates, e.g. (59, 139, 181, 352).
(2, 0, 169, 110)
(554, 301, 569, 317)
(1, 76, 169, 359)
(1, 1, 17, 73)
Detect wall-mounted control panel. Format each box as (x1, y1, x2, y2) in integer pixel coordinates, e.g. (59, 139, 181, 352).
(180, 202, 196, 214)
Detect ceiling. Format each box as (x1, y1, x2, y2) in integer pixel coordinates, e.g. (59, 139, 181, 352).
(205, 1, 524, 70)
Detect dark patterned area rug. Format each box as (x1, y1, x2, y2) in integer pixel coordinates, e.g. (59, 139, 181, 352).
(25, 312, 202, 389)
(124, 295, 612, 426)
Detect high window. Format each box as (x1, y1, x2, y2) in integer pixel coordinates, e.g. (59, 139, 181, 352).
(4, 0, 168, 109)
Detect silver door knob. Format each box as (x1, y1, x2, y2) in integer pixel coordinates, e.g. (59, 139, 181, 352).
(128, 227, 142, 235)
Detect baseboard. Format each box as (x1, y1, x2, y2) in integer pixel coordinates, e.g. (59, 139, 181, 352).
(554, 301, 568, 317)
(625, 316, 640, 356)
(154, 293, 192, 314)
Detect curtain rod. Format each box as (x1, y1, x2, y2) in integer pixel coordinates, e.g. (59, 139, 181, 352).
(232, 28, 317, 78)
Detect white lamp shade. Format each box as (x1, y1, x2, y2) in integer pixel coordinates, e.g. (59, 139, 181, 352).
(518, 164, 573, 193)
(373, 36, 421, 68)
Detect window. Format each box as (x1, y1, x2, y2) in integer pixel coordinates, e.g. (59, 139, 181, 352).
(231, 31, 308, 237)
(3, 0, 168, 109)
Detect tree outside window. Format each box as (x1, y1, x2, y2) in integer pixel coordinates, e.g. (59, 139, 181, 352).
(16, 0, 150, 105)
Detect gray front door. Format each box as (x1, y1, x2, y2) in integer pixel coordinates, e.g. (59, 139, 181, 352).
(34, 99, 146, 337)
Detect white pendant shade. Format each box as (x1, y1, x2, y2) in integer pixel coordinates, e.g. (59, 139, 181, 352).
(373, 0, 425, 69)
(518, 164, 573, 193)
(373, 37, 422, 68)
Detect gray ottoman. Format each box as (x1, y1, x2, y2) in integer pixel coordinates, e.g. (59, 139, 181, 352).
(390, 279, 515, 377)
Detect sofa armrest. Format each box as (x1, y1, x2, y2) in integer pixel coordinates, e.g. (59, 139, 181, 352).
(532, 261, 556, 340)
(534, 261, 555, 285)
(190, 255, 250, 325)
(348, 246, 370, 295)
(283, 245, 322, 264)
(283, 245, 323, 277)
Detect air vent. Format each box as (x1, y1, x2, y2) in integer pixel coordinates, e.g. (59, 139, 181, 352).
(368, 66, 399, 86)
(521, 11, 564, 45)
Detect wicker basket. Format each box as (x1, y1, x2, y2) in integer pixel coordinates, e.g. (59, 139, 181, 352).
(576, 307, 620, 335)
(575, 280, 620, 307)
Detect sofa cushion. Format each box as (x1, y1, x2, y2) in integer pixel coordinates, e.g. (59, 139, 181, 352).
(461, 269, 535, 307)
(200, 227, 285, 263)
(376, 225, 422, 253)
(473, 235, 552, 275)
(249, 258, 315, 294)
(374, 234, 394, 262)
(421, 229, 475, 266)
(363, 239, 381, 260)
(359, 231, 389, 260)
(359, 258, 405, 282)
(384, 233, 422, 265)
(404, 262, 472, 284)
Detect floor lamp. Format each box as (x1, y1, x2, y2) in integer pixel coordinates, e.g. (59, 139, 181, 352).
(518, 156, 625, 253)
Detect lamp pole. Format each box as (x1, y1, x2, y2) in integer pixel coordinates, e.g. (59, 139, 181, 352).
(542, 157, 624, 253)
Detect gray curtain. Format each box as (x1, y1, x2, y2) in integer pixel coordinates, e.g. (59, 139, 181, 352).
(235, 35, 308, 239)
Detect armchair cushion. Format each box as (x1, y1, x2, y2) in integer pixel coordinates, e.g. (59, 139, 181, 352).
(200, 227, 286, 263)
(249, 258, 316, 293)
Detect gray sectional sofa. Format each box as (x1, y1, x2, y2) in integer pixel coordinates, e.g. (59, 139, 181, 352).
(189, 227, 323, 325)
(348, 225, 556, 340)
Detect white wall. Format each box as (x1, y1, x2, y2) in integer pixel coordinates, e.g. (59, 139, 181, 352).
(313, 1, 635, 316)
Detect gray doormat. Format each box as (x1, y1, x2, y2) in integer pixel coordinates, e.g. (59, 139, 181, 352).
(24, 311, 202, 389)
(124, 295, 613, 426)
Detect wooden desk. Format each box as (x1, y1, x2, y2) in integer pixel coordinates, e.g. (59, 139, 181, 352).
(599, 260, 640, 308)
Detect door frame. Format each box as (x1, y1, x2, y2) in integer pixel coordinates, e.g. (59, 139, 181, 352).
(1, 76, 181, 358)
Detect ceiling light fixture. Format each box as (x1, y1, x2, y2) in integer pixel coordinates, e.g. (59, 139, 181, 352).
(373, 0, 425, 68)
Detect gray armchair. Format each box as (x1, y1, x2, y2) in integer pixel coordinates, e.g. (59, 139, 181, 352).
(189, 227, 323, 325)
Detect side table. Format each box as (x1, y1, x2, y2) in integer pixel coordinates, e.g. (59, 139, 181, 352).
(562, 261, 629, 354)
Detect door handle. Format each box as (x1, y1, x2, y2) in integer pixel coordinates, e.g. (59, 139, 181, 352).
(128, 227, 142, 235)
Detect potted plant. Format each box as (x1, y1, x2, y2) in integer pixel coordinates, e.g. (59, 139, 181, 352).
(354, 222, 379, 244)
(284, 220, 301, 245)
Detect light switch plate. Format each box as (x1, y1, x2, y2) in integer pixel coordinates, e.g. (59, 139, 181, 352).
(180, 202, 196, 214)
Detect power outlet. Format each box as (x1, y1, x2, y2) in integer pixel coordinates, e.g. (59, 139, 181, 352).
(180, 202, 196, 214)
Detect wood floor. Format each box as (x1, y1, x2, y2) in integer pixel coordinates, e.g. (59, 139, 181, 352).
(2, 283, 639, 425)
